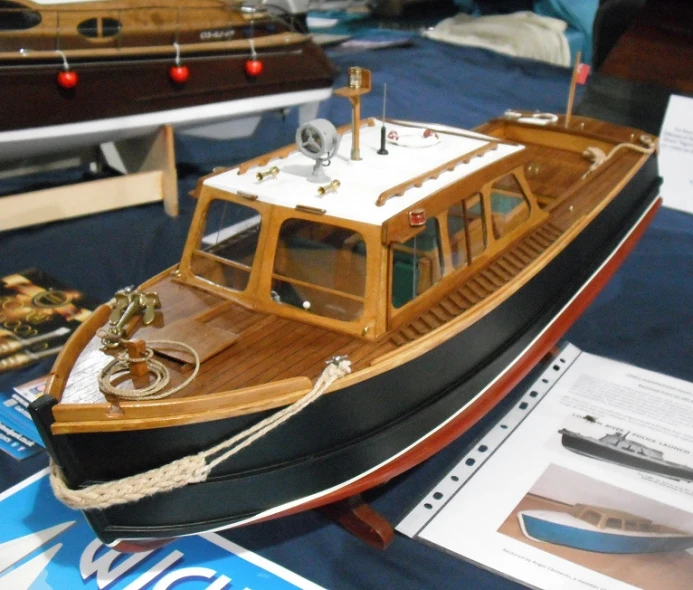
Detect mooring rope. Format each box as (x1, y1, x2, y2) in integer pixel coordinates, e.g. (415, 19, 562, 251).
(95, 332, 200, 401)
(50, 357, 351, 511)
(582, 135, 655, 178)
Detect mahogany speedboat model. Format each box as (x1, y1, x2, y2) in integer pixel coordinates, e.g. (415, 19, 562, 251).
(0, 0, 336, 161)
(30, 68, 662, 549)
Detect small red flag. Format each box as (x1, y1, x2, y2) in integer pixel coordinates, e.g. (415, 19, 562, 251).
(576, 63, 591, 85)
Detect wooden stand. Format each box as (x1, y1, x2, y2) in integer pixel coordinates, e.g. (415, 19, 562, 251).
(1, 125, 178, 232)
(320, 494, 394, 549)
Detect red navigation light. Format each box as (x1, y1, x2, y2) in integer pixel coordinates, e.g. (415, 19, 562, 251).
(409, 209, 427, 227)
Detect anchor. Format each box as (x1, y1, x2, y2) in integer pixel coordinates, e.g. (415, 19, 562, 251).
(102, 287, 161, 348)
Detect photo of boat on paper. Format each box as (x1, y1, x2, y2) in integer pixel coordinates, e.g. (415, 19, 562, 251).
(519, 504, 693, 554)
(499, 465, 693, 590)
(558, 420, 693, 482)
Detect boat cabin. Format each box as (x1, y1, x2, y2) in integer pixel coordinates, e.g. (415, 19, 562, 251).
(178, 118, 549, 341)
(570, 504, 679, 534)
(601, 432, 665, 460)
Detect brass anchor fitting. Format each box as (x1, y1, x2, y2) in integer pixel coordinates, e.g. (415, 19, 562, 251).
(102, 287, 160, 348)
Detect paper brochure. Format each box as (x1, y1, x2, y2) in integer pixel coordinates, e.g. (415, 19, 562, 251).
(398, 344, 693, 590)
(659, 94, 693, 215)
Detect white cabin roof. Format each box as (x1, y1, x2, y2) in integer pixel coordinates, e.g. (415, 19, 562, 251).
(204, 120, 525, 226)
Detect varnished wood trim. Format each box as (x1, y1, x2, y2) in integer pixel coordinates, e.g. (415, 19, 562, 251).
(51, 377, 312, 433)
(192, 249, 252, 273)
(0, 33, 310, 62)
(376, 142, 499, 207)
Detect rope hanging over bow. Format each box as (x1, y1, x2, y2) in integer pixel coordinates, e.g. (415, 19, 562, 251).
(50, 357, 351, 511)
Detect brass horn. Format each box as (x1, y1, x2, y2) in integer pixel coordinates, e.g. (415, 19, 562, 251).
(317, 179, 340, 196)
(256, 166, 279, 182)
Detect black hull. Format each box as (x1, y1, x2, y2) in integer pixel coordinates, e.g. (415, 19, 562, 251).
(560, 432, 693, 482)
(30, 157, 661, 544)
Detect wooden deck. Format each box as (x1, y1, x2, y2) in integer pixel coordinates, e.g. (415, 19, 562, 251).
(59, 216, 565, 407)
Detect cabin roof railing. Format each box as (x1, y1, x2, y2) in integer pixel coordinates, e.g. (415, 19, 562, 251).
(204, 119, 525, 228)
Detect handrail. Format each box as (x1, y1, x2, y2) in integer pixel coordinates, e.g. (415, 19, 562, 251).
(375, 142, 499, 207)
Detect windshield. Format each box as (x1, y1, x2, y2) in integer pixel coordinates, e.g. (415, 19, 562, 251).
(271, 218, 367, 322)
(190, 199, 261, 293)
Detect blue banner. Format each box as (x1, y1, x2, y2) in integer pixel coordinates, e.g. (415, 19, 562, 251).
(0, 470, 324, 590)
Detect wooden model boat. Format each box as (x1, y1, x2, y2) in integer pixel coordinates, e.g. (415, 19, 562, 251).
(0, 0, 336, 161)
(519, 504, 693, 554)
(30, 68, 662, 549)
(560, 428, 693, 482)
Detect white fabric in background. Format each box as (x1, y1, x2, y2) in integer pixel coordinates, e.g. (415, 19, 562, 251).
(423, 11, 571, 67)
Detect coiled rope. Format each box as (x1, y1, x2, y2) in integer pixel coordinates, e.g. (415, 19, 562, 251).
(50, 356, 351, 511)
(582, 135, 655, 178)
(95, 331, 200, 401)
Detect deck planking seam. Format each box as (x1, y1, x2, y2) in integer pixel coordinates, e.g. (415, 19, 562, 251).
(195, 319, 307, 387)
(234, 328, 343, 387)
(439, 298, 462, 315)
(217, 323, 323, 390)
(430, 306, 451, 323)
(270, 333, 356, 383)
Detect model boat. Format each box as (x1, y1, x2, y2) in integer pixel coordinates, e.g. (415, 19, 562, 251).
(519, 504, 693, 554)
(29, 68, 662, 549)
(560, 428, 693, 481)
(0, 0, 336, 161)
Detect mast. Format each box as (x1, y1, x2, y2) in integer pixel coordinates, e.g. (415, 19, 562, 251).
(334, 67, 372, 160)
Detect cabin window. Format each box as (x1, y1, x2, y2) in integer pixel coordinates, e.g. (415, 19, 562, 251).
(490, 173, 530, 239)
(582, 511, 601, 526)
(77, 17, 122, 39)
(605, 518, 622, 530)
(624, 520, 638, 531)
(0, 1, 41, 30)
(190, 200, 261, 292)
(391, 218, 443, 309)
(271, 219, 366, 321)
(447, 192, 487, 269)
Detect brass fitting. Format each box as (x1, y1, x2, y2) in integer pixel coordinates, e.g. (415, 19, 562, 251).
(317, 179, 340, 196)
(256, 166, 279, 182)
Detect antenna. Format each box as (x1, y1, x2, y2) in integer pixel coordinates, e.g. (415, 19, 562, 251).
(378, 83, 388, 156)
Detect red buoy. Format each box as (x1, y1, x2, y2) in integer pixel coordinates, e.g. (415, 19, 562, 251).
(57, 69, 78, 89)
(169, 64, 190, 84)
(244, 58, 263, 77)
